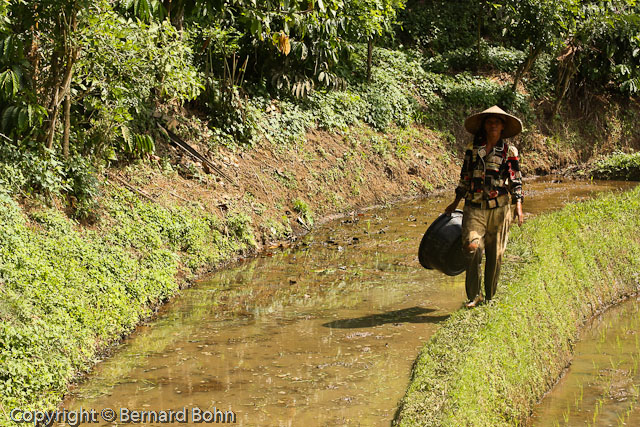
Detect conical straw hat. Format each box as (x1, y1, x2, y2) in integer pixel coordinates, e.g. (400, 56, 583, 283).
(464, 105, 522, 138)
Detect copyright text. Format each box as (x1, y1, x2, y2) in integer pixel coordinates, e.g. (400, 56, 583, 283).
(10, 407, 236, 425)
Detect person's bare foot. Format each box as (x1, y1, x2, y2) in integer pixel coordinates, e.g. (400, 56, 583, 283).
(465, 295, 484, 308)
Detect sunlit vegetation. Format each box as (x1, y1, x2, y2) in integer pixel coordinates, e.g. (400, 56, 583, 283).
(0, 185, 256, 416)
(0, 0, 638, 209)
(591, 151, 640, 181)
(0, 0, 639, 423)
(396, 186, 640, 426)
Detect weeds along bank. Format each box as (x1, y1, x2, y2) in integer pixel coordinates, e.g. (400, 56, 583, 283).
(1, 1, 639, 423)
(590, 151, 640, 181)
(0, 185, 258, 419)
(0, 47, 638, 426)
(395, 185, 640, 426)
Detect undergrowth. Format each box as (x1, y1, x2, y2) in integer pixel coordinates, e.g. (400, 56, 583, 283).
(395, 186, 640, 426)
(228, 45, 534, 150)
(591, 151, 640, 181)
(0, 183, 256, 422)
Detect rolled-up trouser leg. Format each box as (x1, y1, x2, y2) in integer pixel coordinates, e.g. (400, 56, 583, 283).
(483, 204, 512, 300)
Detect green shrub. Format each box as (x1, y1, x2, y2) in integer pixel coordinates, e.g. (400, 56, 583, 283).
(225, 212, 257, 249)
(424, 45, 526, 74)
(292, 198, 314, 227)
(259, 99, 313, 147)
(437, 73, 529, 112)
(261, 216, 293, 241)
(591, 151, 640, 181)
(64, 156, 101, 220)
(77, 10, 204, 158)
(0, 142, 70, 199)
(307, 90, 367, 131)
(398, 0, 494, 53)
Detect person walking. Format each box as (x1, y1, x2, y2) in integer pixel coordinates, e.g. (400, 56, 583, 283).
(444, 106, 524, 308)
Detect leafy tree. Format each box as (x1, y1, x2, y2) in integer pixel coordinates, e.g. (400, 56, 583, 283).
(551, 0, 640, 114)
(115, 0, 167, 23)
(73, 4, 203, 159)
(398, 0, 504, 55)
(342, 0, 405, 81)
(500, 0, 577, 91)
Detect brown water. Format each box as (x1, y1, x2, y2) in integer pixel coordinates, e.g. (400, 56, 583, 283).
(63, 178, 636, 426)
(530, 297, 640, 427)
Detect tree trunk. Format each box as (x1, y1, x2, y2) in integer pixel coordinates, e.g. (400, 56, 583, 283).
(552, 63, 577, 117)
(39, 19, 62, 145)
(163, 0, 172, 18)
(552, 46, 579, 117)
(28, 22, 41, 96)
(512, 45, 542, 92)
(367, 38, 373, 82)
(46, 12, 78, 150)
(477, 7, 482, 69)
(62, 93, 71, 159)
(45, 85, 61, 150)
(172, 0, 185, 32)
(163, 0, 185, 31)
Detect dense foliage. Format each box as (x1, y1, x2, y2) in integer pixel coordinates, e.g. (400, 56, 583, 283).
(400, 0, 640, 103)
(0, 0, 638, 419)
(0, 0, 638, 205)
(591, 151, 640, 180)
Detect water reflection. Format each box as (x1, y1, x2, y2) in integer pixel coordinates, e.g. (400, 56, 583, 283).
(64, 177, 636, 426)
(530, 297, 640, 426)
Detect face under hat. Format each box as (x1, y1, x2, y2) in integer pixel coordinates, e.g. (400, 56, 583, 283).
(464, 105, 523, 139)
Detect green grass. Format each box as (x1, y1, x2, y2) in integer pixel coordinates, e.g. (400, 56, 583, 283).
(395, 186, 640, 426)
(0, 184, 256, 424)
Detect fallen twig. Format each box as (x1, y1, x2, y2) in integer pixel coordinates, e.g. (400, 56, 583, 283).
(156, 123, 237, 187)
(107, 173, 156, 202)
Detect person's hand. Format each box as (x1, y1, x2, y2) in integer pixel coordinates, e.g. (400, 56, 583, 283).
(514, 201, 523, 226)
(445, 199, 460, 215)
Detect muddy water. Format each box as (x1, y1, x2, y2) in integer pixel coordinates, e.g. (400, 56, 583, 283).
(63, 178, 636, 426)
(530, 297, 640, 427)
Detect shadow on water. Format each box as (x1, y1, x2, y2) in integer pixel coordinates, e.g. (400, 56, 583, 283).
(323, 306, 450, 328)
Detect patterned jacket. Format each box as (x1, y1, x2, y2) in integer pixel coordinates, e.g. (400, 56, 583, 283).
(454, 139, 524, 205)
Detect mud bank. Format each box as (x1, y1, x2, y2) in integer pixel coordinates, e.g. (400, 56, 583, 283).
(394, 185, 640, 426)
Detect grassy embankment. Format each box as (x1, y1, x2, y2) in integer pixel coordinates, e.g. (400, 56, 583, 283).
(395, 185, 640, 426)
(590, 151, 640, 181)
(0, 186, 257, 418)
(0, 46, 465, 421)
(0, 92, 461, 424)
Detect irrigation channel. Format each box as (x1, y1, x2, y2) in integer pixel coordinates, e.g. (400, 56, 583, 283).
(530, 296, 640, 426)
(63, 177, 636, 426)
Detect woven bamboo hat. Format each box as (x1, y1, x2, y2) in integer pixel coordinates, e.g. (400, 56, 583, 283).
(464, 105, 522, 138)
